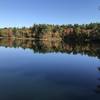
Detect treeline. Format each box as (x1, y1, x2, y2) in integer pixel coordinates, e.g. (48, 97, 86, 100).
(0, 23, 100, 42)
(0, 38, 100, 59)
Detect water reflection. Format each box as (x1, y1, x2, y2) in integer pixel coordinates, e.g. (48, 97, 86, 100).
(0, 38, 100, 100)
(95, 85, 100, 94)
(0, 38, 100, 59)
(95, 67, 100, 94)
(97, 67, 100, 72)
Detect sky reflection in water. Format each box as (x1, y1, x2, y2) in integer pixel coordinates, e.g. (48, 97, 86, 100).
(0, 41, 100, 100)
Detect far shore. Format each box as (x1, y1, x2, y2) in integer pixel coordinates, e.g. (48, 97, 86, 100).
(0, 37, 62, 41)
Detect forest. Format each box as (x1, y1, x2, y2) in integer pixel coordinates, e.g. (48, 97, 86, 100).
(0, 23, 100, 42)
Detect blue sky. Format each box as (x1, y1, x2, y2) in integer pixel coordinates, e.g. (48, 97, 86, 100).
(0, 0, 100, 27)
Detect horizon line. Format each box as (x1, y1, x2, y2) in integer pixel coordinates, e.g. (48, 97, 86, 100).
(0, 22, 100, 28)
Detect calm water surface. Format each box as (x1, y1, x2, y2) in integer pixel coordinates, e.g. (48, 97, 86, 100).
(0, 39, 100, 100)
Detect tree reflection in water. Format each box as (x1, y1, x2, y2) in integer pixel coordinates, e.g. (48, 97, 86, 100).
(0, 38, 100, 98)
(0, 38, 100, 59)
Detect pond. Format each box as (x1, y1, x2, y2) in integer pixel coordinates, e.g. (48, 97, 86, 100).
(0, 38, 100, 100)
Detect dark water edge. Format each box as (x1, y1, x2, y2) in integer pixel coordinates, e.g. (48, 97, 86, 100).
(0, 38, 100, 100)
